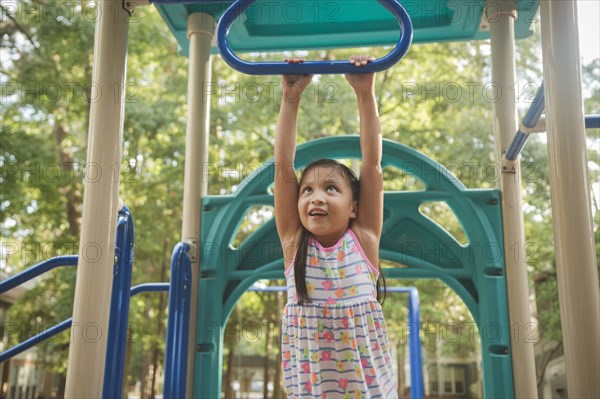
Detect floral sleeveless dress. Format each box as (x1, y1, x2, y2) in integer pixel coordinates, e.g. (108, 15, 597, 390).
(281, 228, 398, 398)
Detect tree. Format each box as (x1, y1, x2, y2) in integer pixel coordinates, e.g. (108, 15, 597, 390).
(2, 2, 597, 397)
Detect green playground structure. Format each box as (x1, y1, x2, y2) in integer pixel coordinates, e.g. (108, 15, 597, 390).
(196, 136, 512, 397)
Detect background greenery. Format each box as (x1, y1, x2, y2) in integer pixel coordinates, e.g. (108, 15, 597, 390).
(1, 1, 598, 397)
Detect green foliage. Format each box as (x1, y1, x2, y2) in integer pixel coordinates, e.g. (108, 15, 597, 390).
(2, 1, 599, 396)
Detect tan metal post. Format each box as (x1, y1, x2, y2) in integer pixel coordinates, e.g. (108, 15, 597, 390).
(65, 1, 129, 396)
(488, 1, 538, 396)
(540, 1, 600, 397)
(182, 12, 215, 397)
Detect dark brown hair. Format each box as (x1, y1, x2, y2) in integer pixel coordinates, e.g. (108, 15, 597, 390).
(293, 159, 387, 305)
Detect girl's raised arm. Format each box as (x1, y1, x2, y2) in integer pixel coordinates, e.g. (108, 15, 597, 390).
(274, 68, 313, 251)
(345, 56, 384, 242)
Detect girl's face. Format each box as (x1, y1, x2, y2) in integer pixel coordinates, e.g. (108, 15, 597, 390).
(298, 164, 357, 244)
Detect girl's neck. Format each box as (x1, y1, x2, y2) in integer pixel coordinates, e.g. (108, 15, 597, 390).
(311, 227, 348, 248)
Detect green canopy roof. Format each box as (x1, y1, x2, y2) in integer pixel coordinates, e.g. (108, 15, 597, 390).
(155, 0, 540, 56)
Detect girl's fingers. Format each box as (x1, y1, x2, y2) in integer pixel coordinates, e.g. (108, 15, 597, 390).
(349, 54, 375, 66)
(284, 57, 305, 64)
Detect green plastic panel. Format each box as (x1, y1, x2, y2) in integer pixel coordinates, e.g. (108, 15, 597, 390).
(155, 0, 539, 56)
(194, 136, 513, 398)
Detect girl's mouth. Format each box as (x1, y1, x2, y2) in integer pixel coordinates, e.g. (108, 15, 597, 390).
(308, 208, 327, 218)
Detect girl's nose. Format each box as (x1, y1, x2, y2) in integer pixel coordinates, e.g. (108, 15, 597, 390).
(311, 194, 325, 204)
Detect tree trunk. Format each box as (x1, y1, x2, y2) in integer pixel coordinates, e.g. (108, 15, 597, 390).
(58, 375, 66, 398)
(224, 346, 236, 399)
(397, 345, 404, 397)
(273, 291, 285, 399)
(150, 241, 169, 399)
(139, 353, 151, 399)
(122, 327, 134, 398)
(52, 119, 81, 238)
(263, 324, 271, 399)
(224, 307, 238, 399)
(537, 341, 563, 388)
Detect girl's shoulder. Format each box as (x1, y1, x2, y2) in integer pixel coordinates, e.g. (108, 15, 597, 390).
(280, 227, 305, 270)
(348, 224, 380, 268)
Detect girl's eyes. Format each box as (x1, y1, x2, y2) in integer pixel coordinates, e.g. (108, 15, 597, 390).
(301, 185, 338, 193)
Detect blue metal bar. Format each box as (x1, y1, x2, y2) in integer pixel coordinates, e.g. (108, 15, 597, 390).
(247, 285, 424, 398)
(507, 113, 598, 161)
(163, 242, 192, 399)
(216, 0, 413, 75)
(505, 130, 530, 161)
(130, 283, 170, 296)
(522, 83, 545, 128)
(0, 255, 78, 363)
(0, 319, 72, 363)
(103, 206, 135, 398)
(0, 284, 171, 365)
(406, 287, 424, 399)
(0, 256, 78, 294)
(585, 114, 600, 129)
(506, 83, 545, 161)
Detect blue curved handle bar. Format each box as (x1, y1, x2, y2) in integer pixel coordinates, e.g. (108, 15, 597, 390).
(217, 0, 413, 74)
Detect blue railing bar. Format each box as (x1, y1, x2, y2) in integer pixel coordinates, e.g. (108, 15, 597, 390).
(522, 83, 545, 128)
(506, 83, 545, 161)
(585, 114, 600, 129)
(1, 283, 172, 364)
(177, 257, 192, 399)
(130, 283, 170, 296)
(0, 256, 78, 294)
(103, 206, 135, 398)
(163, 242, 192, 399)
(216, 0, 413, 75)
(508, 112, 598, 160)
(506, 131, 529, 161)
(406, 287, 424, 399)
(0, 318, 71, 363)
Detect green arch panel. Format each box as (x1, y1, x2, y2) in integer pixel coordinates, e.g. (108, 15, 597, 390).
(194, 136, 512, 398)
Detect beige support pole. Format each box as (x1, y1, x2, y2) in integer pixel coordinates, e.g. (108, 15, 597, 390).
(540, 1, 600, 397)
(65, 1, 129, 397)
(183, 12, 215, 397)
(488, 1, 538, 397)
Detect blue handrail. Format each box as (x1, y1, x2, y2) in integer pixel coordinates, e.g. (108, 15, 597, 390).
(130, 283, 170, 296)
(103, 206, 135, 398)
(0, 319, 72, 363)
(585, 114, 600, 129)
(506, 83, 545, 161)
(506, 86, 599, 161)
(404, 287, 424, 399)
(163, 242, 192, 399)
(216, 0, 413, 75)
(0, 211, 190, 398)
(0, 283, 169, 364)
(0, 256, 78, 294)
(522, 83, 546, 129)
(0, 256, 77, 363)
(247, 285, 424, 399)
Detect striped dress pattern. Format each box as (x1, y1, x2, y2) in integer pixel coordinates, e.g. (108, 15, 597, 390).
(282, 228, 398, 398)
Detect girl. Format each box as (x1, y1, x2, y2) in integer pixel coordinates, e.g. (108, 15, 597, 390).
(275, 55, 398, 398)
